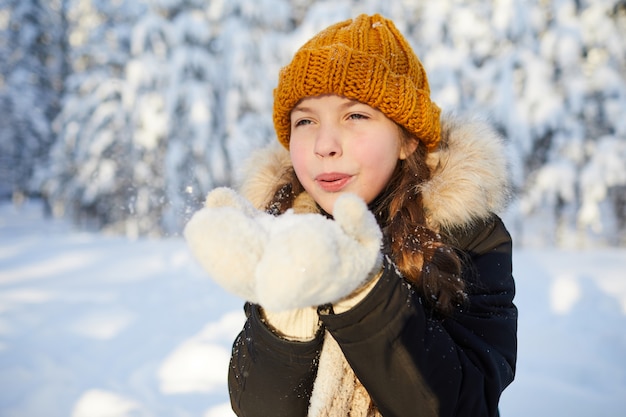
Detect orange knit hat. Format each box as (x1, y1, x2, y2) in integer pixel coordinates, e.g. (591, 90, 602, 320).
(273, 14, 441, 152)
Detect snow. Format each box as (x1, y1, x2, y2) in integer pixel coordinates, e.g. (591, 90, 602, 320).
(0, 200, 244, 417)
(1, 199, 625, 416)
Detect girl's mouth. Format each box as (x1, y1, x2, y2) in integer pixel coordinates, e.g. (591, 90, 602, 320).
(315, 173, 353, 192)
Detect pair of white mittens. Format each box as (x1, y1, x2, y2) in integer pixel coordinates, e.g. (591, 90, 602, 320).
(184, 187, 383, 312)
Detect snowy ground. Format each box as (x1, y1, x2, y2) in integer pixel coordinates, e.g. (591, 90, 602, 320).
(1, 200, 625, 417)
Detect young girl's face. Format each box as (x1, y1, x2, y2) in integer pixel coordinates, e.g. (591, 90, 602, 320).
(289, 94, 416, 214)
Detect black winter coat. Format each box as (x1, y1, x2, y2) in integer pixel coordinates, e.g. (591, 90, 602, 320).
(228, 214, 517, 417)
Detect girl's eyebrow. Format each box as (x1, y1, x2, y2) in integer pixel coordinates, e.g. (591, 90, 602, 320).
(292, 100, 363, 114)
(340, 101, 363, 111)
(291, 105, 311, 114)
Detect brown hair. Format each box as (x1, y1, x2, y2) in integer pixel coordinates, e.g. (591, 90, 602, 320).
(263, 127, 466, 316)
(371, 128, 466, 316)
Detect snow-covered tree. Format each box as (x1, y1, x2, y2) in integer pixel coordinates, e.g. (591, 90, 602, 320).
(6, 0, 626, 245)
(40, 0, 146, 233)
(0, 0, 63, 200)
(503, 0, 626, 247)
(119, 0, 295, 235)
(122, 0, 229, 236)
(43, 0, 296, 236)
(409, 0, 626, 246)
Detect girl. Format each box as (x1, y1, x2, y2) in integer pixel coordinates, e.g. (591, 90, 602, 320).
(185, 13, 517, 417)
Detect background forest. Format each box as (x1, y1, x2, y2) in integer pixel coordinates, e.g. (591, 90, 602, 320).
(2, 1, 626, 416)
(1, 0, 625, 247)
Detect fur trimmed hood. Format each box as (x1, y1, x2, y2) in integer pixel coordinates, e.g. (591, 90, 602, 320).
(238, 113, 510, 230)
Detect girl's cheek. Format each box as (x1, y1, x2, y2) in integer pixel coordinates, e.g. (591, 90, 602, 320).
(290, 144, 307, 176)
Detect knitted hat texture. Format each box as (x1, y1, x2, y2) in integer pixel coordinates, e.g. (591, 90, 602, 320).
(273, 14, 441, 151)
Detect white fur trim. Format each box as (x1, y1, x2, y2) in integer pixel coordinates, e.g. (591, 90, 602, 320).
(422, 114, 510, 230)
(238, 142, 293, 211)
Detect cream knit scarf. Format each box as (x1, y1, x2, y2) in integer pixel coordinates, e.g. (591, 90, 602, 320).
(308, 332, 381, 417)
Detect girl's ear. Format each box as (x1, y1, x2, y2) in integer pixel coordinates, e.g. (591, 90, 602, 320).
(399, 137, 419, 160)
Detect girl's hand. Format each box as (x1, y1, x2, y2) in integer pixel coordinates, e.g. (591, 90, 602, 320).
(185, 189, 383, 313)
(184, 187, 264, 303)
(256, 193, 383, 312)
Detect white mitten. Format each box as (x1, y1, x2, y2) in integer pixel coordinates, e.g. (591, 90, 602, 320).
(255, 193, 383, 312)
(184, 187, 265, 303)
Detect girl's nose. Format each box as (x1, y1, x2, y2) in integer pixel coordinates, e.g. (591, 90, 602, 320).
(314, 124, 342, 158)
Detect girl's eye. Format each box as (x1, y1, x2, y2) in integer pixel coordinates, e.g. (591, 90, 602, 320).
(294, 119, 312, 127)
(348, 113, 368, 120)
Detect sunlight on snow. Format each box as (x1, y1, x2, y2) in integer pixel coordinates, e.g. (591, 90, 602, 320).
(71, 389, 144, 417)
(70, 309, 136, 340)
(158, 311, 244, 394)
(0, 252, 100, 285)
(550, 275, 582, 315)
(204, 402, 237, 417)
(0, 289, 55, 341)
(133, 93, 166, 151)
(158, 341, 230, 394)
(0, 288, 54, 305)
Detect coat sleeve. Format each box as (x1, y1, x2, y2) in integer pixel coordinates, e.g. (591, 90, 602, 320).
(319, 215, 517, 417)
(228, 302, 322, 417)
